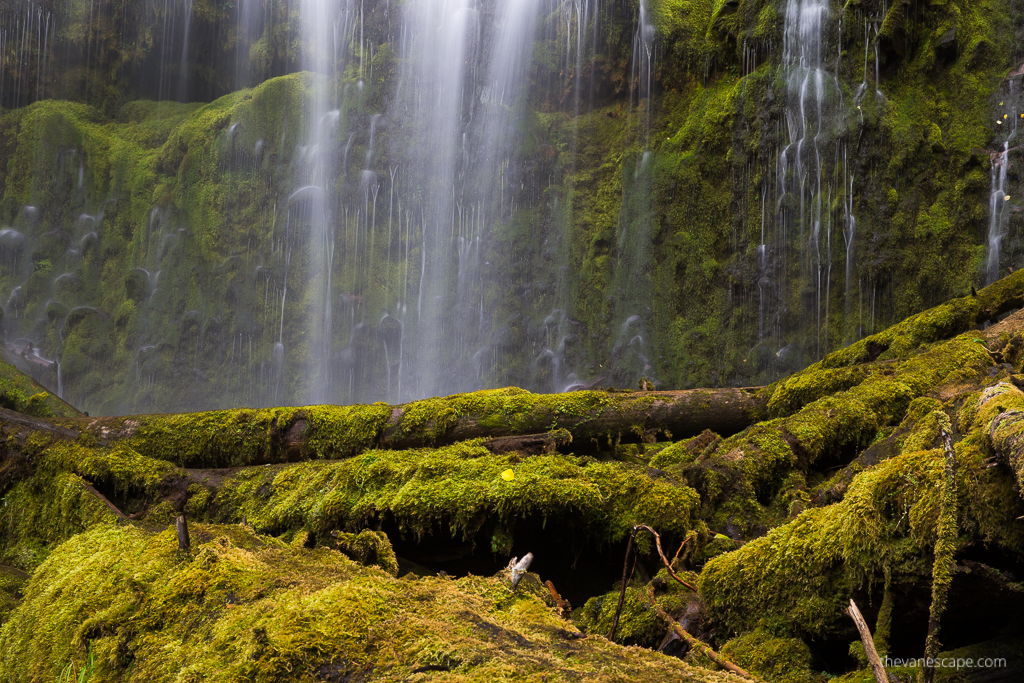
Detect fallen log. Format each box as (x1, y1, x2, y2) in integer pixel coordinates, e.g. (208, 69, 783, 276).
(33, 386, 768, 469)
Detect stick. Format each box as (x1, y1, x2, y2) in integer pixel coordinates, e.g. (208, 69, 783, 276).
(845, 599, 888, 683)
(650, 598, 764, 682)
(77, 480, 126, 520)
(608, 529, 636, 641)
(634, 524, 698, 592)
(544, 580, 569, 616)
(176, 514, 191, 552)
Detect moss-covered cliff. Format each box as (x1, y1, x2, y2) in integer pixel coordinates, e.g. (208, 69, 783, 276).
(0, 0, 1021, 417)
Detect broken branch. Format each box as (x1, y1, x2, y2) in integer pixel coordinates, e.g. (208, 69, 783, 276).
(634, 524, 698, 592)
(650, 596, 764, 682)
(844, 599, 888, 683)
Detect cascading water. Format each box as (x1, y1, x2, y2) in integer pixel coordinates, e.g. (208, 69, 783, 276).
(987, 84, 1018, 285)
(765, 0, 852, 363)
(0, 1, 53, 109)
(0, 0, 1013, 415)
(611, 0, 656, 387)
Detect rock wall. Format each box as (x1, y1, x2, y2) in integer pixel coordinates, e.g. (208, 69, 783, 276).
(0, 0, 1022, 414)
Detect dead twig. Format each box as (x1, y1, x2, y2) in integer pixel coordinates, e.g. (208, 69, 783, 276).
(608, 528, 637, 641)
(545, 580, 570, 617)
(649, 593, 764, 682)
(634, 524, 698, 592)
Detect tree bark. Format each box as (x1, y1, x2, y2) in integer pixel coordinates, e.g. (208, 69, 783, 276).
(26, 386, 767, 470)
(481, 429, 572, 455)
(378, 387, 768, 451)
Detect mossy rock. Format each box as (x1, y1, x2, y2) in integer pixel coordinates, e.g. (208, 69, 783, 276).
(720, 627, 823, 683)
(0, 523, 740, 682)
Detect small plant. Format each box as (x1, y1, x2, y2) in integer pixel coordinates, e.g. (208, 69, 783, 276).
(56, 643, 93, 683)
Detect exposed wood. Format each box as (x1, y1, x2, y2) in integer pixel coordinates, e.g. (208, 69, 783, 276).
(845, 599, 888, 683)
(544, 580, 570, 617)
(176, 514, 191, 552)
(482, 429, 572, 455)
(650, 599, 764, 682)
(509, 552, 533, 591)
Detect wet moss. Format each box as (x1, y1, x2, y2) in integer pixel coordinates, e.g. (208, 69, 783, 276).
(720, 627, 821, 683)
(194, 440, 699, 553)
(0, 523, 739, 682)
(0, 357, 81, 418)
(699, 387, 1024, 637)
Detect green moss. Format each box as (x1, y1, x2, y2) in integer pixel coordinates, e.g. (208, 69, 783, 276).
(699, 393, 1024, 637)
(197, 440, 699, 552)
(0, 523, 738, 682)
(767, 365, 874, 418)
(329, 529, 399, 577)
(720, 627, 821, 683)
(0, 357, 80, 418)
(574, 574, 693, 647)
(0, 566, 28, 626)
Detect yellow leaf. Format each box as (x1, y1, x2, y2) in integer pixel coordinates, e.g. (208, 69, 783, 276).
(501, 469, 515, 481)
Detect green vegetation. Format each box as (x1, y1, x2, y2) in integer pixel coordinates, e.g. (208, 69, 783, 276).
(0, 523, 741, 682)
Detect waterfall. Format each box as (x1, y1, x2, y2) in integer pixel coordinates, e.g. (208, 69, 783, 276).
(767, 0, 851, 361)
(987, 82, 1018, 285)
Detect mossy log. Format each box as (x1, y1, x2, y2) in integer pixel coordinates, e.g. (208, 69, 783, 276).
(671, 332, 996, 536)
(988, 408, 1024, 495)
(29, 386, 768, 469)
(767, 269, 1024, 417)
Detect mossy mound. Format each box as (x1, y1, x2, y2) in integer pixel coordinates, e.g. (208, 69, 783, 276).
(0, 523, 740, 682)
(574, 568, 698, 648)
(195, 440, 700, 555)
(719, 627, 822, 683)
(699, 408, 1024, 638)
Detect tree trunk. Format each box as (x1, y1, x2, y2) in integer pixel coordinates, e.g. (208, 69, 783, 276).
(29, 387, 768, 469)
(378, 387, 768, 451)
